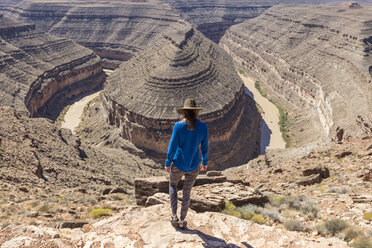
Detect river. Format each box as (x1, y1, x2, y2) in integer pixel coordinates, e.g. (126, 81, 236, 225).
(61, 69, 114, 134)
(239, 73, 286, 152)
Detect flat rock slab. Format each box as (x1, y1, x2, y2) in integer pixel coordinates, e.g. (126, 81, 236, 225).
(134, 175, 227, 206)
(144, 182, 268, 213)
(351, 194, 372, 203)
(297, 174, 322, 186)
(188, 182, 269, 211)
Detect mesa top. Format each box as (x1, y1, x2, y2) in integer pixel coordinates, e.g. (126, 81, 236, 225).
(165, 119, 208, 172)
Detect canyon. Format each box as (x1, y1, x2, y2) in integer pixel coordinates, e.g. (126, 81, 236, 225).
(1, 0, 189, 69)
(220, 4, 372, 147)
(0, 14, 104, 119)
(0, 1, 371, 247)
(102, 25, 261, 170)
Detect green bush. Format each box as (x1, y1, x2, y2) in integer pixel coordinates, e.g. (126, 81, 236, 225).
(89, 208, 112, 219)
(363, 212, 372, 221)
(222, 201, 241, 218)
(284, 219, 303, 232)
(324, 219, 348, 236)
(251, 214, 267, 224)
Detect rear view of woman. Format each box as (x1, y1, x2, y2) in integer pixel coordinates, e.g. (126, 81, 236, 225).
(165, 99, 208, 230)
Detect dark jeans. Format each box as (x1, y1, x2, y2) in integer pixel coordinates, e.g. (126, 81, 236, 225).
(169, 163, 200, 221)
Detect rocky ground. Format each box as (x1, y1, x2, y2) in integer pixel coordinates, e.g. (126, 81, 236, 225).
(1, 106, 371, 247)
(222, 135, 372, 244)
(0, 204, 351, 248)
(0, 106, 163, 230)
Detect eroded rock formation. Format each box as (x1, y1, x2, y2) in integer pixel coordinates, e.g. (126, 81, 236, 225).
(164, 0, 271, 43)
(220, 5, 372, 146)
(4, 0, 189, 69)
(0, 15, 104, 118)
(103, 26, 261, 170)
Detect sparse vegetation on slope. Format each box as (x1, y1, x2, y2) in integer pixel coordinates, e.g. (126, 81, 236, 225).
(254, 80, 292, 147)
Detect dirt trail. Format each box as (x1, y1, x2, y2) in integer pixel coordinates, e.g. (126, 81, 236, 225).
(239, 73, 286, 151)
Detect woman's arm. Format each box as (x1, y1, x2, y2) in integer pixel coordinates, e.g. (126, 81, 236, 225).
(165, 123, 180, 168)
(201, 124, 208, 166)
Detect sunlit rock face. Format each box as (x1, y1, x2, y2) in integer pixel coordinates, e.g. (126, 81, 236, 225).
(221, 5, 372, 146)
(0, 15, 104, 118)
(3, 0, 189, 69)
(103, 26, 261, 170)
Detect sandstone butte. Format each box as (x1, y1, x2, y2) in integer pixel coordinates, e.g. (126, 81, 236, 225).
(220, 4, 372, 147)
(0, 14, 105, 119)
(103, 25, 261, 170)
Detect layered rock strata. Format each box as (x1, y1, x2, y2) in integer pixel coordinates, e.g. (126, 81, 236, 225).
(0, 15, 104, 118)
(221, 5, 372, 146)
(103, 26, 261, 170)
(164, 0, 271, 43)
(4, 0, 188, 69)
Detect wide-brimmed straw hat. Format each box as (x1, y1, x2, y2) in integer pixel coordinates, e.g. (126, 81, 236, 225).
(177, 99, 202, 114)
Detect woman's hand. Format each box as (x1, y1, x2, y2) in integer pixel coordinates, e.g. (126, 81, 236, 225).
(165, 166, 171, 173)
(200, 165, 207, 171)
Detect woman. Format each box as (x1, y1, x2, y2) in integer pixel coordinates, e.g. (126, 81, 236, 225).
(165, 99, 208, 230)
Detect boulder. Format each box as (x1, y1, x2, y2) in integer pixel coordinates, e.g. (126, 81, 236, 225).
(297, 174, 322, 186)
(302, 165, 330, 179)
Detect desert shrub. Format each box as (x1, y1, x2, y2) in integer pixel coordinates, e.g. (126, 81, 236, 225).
(89, 208, 112, 219)
(251, 214, 267, 225)
(222, 201, 241, 218)
(110, 195, 123, 201)
(316, 223, 328, 236)
(1, 223, 10, 229)
(343, 226, 364, 242)
(38, 204, 51, 213)
(261, 208, 280, 222)
(324, 219, 348, 236)
(351, 237, 372, 248)
(364, 212, 372, 221)
(284, 219, 304, 232)
(326, 187, 348, 194)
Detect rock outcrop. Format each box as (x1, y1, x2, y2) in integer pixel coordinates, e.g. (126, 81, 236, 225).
(0, 203, 349, 248)
(220, 5, 372, 146)
(3, 0, 189, 69)
(0, 15, 104, 118)
(103, 26, 261, 170)
(135, 175, 268, 212)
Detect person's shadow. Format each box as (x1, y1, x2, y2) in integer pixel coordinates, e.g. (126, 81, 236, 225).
(177, 228, 256, 248)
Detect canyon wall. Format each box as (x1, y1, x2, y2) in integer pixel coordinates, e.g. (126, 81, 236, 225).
(220, 4, 372, 146)
(164, 0, 271, 43)
(0, 15, 104, 119)
(103, 26, 261, 170)
(3, 0, 188, 69)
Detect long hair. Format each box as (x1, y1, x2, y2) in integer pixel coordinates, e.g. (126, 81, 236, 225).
(182, 109, 199, 130)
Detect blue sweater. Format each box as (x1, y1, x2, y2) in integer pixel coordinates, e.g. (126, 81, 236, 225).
(165, 119, 208, 172)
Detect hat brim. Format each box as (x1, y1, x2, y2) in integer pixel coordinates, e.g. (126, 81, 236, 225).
(177, 107, 202, 114)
